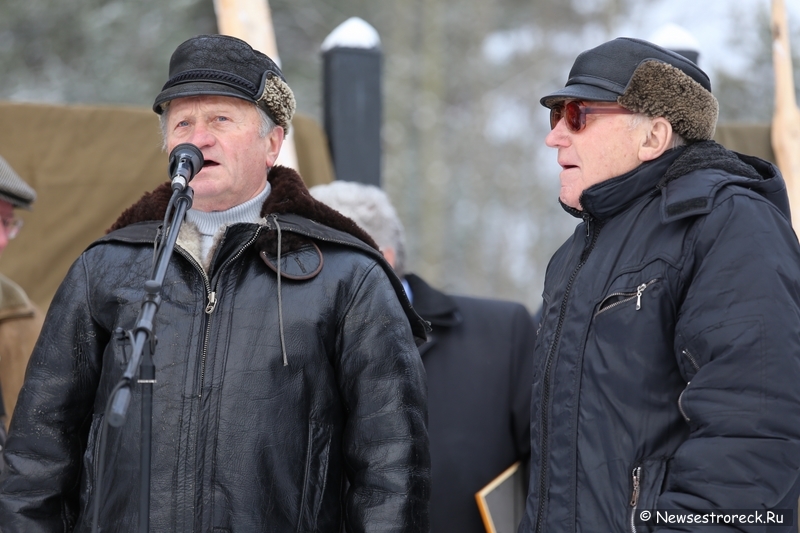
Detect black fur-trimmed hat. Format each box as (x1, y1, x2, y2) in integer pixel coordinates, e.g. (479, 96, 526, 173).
(153, 34, 296, 131)
(540, 37, 718, 141)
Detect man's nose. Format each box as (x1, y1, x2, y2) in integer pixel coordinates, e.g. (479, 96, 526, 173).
(188, 123, 215, 147)
(545, 120, 569, 148)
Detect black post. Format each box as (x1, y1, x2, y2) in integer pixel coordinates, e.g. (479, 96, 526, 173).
(322, 17, 383, 187)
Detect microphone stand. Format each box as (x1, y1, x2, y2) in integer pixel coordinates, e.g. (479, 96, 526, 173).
(106, 183, 194, 533)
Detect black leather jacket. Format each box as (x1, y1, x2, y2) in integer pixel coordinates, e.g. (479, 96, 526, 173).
(0, 167, 430, 532)
(520, 142, 800, 533)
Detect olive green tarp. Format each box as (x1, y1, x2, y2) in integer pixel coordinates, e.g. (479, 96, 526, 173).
(0, 100, 775, 312)
(0, 101, 333, 311)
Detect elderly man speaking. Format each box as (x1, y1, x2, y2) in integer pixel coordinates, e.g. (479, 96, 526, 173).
(0, 34, 430, 532)
(519, 37, 800, 532)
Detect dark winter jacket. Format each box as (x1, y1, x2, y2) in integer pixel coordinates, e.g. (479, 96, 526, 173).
(405, 274, 535, 533)
(0, 166, 431, 532)
(519, 141, 800, 533)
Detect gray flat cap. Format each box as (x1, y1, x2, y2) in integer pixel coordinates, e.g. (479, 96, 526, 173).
(0, 156, 36, 209)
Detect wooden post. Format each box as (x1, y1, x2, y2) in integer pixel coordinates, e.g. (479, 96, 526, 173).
(212, 0, 299, 171)
(771, 0, 800, 228)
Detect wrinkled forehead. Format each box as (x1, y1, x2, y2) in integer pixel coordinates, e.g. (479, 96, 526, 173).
(163, 95, 260, 117)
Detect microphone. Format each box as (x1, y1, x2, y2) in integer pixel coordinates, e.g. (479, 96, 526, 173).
(168, 143, 204, 191)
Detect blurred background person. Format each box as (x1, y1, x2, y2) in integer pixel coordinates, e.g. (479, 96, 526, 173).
(310, 180, 537, 533)
(0, 155, 41, 460)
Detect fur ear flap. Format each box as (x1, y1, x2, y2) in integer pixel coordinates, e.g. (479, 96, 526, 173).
(619, 60, 718, 142)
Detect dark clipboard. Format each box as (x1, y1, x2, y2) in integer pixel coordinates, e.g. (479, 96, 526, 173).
(475, 461, 526, 533)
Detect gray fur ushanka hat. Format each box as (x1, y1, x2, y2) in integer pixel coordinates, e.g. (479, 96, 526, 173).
(153, 34, 296, 131)
(540, 37, 718, 142)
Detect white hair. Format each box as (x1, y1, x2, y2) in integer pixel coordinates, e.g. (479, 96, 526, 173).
(309, 180, 407, 277)
(628, 113, 686, 150)
(157, 100, 277, 151)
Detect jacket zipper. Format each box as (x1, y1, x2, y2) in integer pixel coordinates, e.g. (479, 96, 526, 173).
(681, 348, 700, 371)
(534, 214, 602, 533)
(595, 278, 658, 316)
(174, 248, 213, 399)
(630, 465, 641, 533)
(175, 226, 261, 398)
(678, 381, 691, 422)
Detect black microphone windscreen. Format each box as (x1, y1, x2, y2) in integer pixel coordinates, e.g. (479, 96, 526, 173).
(168, 143, 204, 181)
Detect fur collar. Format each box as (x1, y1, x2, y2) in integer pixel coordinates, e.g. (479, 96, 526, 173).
(661, 140, 762, 186)
(107, 166, 379, 253)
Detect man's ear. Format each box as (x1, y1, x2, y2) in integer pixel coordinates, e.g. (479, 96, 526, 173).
(638, 117, 673, 162)
(382, 247, 397, 270)
(266, 126, 285, 167)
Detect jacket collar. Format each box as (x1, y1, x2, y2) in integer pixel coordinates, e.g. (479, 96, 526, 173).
(573, 141, 785, 222)
(404, 273, 461, 356)
(576, 147, 684, 221)
(107, 165, 379, 251)
(404, 273, 462, 328)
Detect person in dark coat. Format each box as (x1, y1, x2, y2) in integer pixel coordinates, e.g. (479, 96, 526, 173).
(310, 180, 536, 533)
(0, 34, 430, 532)
(519, 37, 800, 533)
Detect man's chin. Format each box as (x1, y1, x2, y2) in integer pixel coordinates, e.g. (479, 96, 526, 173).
(559, 192, 582, 211)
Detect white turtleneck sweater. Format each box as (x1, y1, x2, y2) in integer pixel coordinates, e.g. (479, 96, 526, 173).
(184, 182, 271, 264)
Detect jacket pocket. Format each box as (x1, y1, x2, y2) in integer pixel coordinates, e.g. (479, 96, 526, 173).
(596, 278, 660, 317)
(629, 457, 669, 533)
(79, 413, 105, 521)
(297, 419, 332, 533)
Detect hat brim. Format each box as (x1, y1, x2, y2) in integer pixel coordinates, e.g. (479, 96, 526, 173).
(153, 81, 256, 114)
(539, 84, 620, 108)
(0, 191, 32, 210)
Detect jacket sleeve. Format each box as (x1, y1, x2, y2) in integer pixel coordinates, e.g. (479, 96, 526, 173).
(0, 254, 106, 532)
(334, 262, 430, 533)
(656, 192, 800, 528)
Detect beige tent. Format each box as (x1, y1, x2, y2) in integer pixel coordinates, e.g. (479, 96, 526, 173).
(0, 101, 333, 311)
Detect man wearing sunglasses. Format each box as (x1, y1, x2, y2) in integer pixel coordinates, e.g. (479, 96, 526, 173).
(0, 155, 42, 474)
(520, 37, 800, 532)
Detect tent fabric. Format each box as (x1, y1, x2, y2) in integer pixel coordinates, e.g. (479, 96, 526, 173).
(713, 123, 776, 165)
(0, 101, 333, 311)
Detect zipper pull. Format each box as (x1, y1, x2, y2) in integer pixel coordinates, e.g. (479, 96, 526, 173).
(630, 466, 641, 507)
(635, 283, 646, 310)
(205, 291, 217, 314)
(678, 382, 692, 422)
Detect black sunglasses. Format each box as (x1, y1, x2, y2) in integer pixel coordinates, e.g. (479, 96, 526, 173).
(550, 100, 634, 132)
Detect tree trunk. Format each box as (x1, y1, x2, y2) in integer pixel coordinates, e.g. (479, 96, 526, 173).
(212, 0, 299, 170)
(771, 0, 800, 228)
